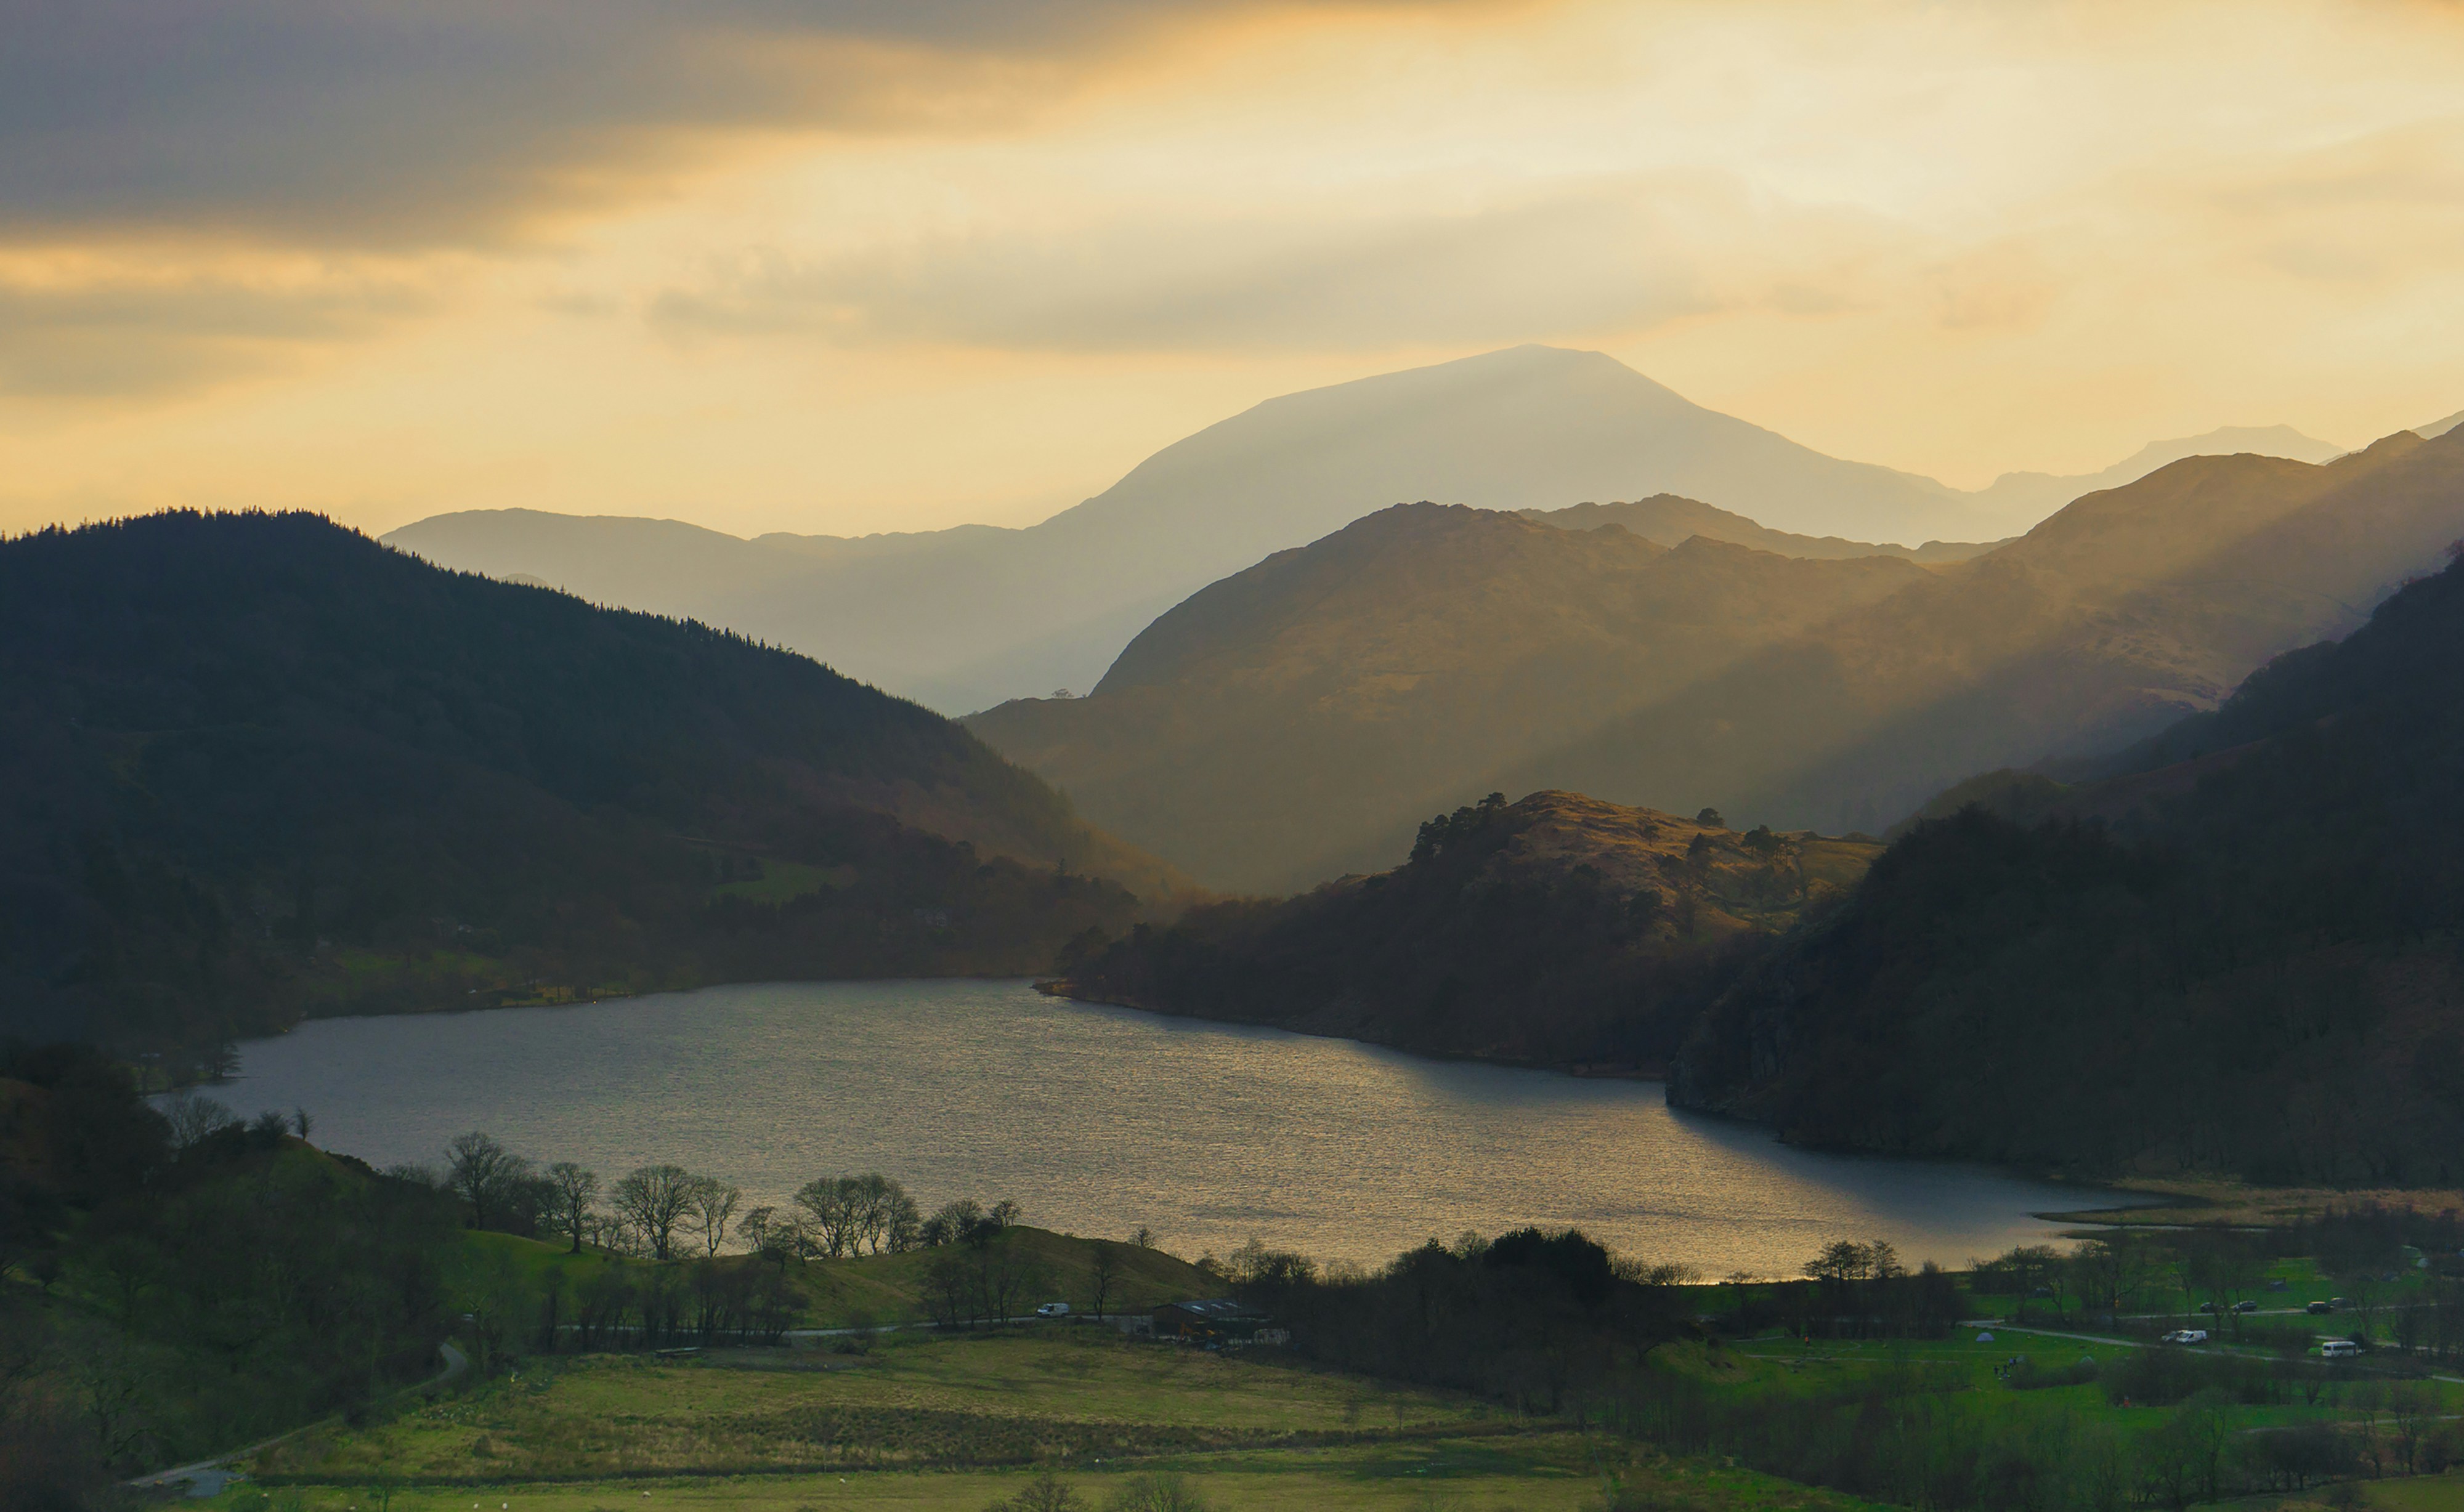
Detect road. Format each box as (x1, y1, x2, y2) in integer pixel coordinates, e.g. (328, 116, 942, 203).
(123, 1341, 467, 1500)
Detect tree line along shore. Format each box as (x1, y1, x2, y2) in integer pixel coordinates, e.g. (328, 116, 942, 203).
(14, 1043, 2464, 1510)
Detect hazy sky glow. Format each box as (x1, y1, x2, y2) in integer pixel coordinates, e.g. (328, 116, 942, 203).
(6, 0, 2462, 539)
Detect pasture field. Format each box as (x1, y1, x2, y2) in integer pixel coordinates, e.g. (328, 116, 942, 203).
(227, 1330, 1887, 1511)
(214, 1433, 1887, 1511)
(1710, 1326, 2464, 1433)
(252, 1329, 1492, 1481)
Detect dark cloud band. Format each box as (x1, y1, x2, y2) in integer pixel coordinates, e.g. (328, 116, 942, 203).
(0, 0, 1352, 246)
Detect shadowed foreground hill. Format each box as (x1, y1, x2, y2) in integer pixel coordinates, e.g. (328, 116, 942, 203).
(1052, 790, 1880, 1070)
(974, 426, 2464, 891)
(1671, 547, 2464, 1185)
(0, 512, 1177, 1067)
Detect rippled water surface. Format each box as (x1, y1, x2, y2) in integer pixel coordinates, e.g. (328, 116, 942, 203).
(211, 979, 2107, 1272)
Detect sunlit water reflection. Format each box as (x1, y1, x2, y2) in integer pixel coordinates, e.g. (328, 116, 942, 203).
(203, 978, 2113, 1273)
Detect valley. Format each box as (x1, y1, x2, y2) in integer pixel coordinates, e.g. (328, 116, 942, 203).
(18, 9, 2464, 1510)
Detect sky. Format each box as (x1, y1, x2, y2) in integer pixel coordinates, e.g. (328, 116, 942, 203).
(4, 0, 2462, 541)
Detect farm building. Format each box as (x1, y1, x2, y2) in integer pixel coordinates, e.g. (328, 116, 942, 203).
(1153, 1298, 1283, 1345)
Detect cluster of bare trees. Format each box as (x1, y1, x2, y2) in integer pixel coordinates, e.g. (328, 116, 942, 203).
(428, 1132, 1023, 1267)
(430, 1133, 740, 1259)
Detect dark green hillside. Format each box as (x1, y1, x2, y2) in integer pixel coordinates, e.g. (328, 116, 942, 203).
(1670, 546, 2464, 1184)
(1053, 790, 1879, 1069)
(0, 511, 1171, 1067)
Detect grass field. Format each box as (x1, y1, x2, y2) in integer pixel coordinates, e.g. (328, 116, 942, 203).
(212, 1433, 1891, 1511)
(2223, 1471, 2464, 1509)
(204, 1314, 2464, 1510)
(251, 1328, 1493, 1481)
(1708, 1325, 2463, 1432)
(227, 1328, 1891, 1511)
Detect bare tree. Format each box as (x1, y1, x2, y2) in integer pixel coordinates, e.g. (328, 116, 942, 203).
(884, 1186, 923, 1251)
(1087, 1242, 1122, 1320)
(849, 1173, 891, 1253)
(161, 1091, 238, 1150)
(740, 1206, 796, 1268)
(611, 1165, 697, 1260)
(445, 1131, 532, 1231)
(842, 1173, 918, 1253)
(795, 1177, 859, 1257)
(923, 1198, 986, 1248)
(545, 1162, 599, 1255)
(687, 1175, 741, 1255)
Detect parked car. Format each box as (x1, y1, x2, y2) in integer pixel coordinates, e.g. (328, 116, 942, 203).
(2161, 1329, 2210, 1345)
(1034, 1302, 1071, 1319)
(2234, 1300, 2259, 1312)
(2306, 1300, 2334, 1314)
(2320, 1339, 2361, 1359)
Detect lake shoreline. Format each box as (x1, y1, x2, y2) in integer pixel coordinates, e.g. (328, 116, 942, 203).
(194, 977, 2107, 1274)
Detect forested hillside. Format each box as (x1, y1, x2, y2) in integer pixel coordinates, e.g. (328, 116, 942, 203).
(0, 512, 1173, 1070)
(1669, 546, 2464, 1185)
(1053, 790, 1879, 1069)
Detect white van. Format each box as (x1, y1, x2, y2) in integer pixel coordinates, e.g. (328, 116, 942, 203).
(2319, 1339, 2360, 1359)
(1034, 1301, 1071, 1319)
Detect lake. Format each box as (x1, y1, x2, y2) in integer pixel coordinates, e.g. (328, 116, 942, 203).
(202, 978, 2113, 1274)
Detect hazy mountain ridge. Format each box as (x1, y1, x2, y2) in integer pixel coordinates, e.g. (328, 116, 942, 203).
(386, 346, 2036, 713)
(1525, 494, 2004, 563)
(1964, 424, 2346, 519)
(1051, 790, 1881, 1070)
(969, 505, 1931, 891)
(1668, 544, 2464, 1184)
(968, 427, 2464, 890)
(0, 511, 1179, 1065)
(1489, 427, 2464, 835)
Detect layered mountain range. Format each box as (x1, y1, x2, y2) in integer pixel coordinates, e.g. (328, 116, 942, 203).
(970, 425, 2464, 892)
(384, 345, 2336, 713)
